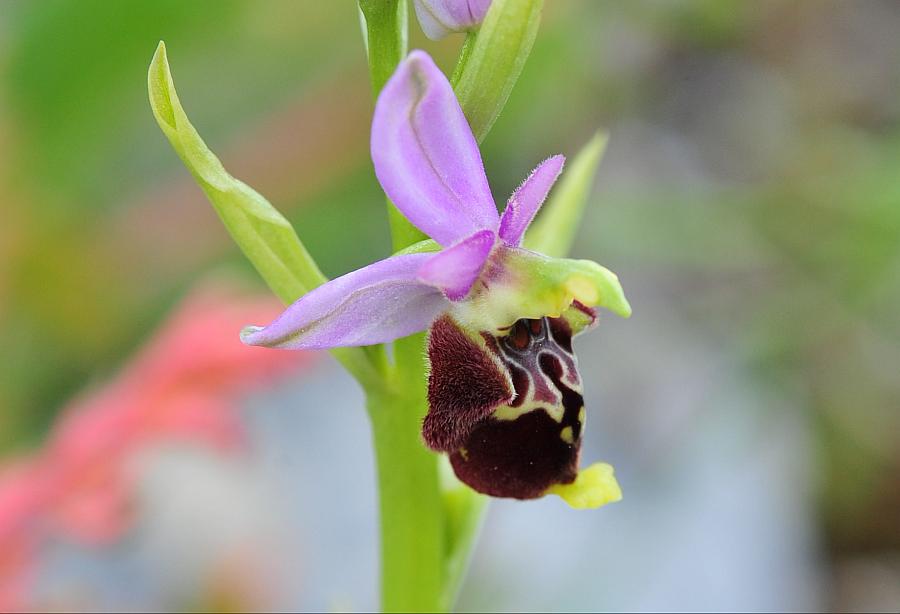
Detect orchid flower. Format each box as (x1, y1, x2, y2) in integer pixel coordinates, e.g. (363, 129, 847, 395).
(241, 50, 629, 506)
(413, 0, 492, 40)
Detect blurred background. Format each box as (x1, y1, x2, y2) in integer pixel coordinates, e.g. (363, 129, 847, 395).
(1, 0, 899, 611)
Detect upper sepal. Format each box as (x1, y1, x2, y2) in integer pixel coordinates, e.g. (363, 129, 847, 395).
(371, 50, 498, 246)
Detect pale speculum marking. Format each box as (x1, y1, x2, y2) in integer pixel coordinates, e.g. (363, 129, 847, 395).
(491, 317, 584, 427)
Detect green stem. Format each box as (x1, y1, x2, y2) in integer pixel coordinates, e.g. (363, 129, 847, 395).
(368, 333, 446, 613)
(359, 1, 546, 609)
(359, 0, 407, 95)
(450, 32, 477, 87)
(360, 3, 444, 611)
(359, 0, 426, 251)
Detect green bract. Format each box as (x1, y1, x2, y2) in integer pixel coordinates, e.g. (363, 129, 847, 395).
(453, 0, 543, 142)
(148, 42, 378, 388)
(526, 131, 610, 257)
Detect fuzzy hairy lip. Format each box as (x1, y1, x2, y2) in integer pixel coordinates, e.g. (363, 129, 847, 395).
(424, 314, 588, 499)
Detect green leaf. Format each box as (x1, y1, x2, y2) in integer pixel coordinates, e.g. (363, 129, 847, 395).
(148, 42, 381, 387)
(148, 41, 326, 302)
(525, 131, 609, 258)
(453, 0, 543, 143)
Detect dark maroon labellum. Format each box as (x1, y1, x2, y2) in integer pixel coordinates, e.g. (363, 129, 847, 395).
(423, 316, 513, 453)
(424, 315, 586, 499)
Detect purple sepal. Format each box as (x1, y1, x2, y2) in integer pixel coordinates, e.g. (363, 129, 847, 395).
(371, 50, 498, 247)
(240, 253, 449, 349)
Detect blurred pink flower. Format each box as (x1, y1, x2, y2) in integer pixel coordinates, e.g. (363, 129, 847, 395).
(0, 281, 312, 606)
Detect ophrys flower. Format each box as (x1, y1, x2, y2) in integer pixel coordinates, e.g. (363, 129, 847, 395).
(242, 50, 630, 507)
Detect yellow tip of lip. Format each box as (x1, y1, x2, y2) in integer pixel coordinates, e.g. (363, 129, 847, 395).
(547, 462, 622, 509)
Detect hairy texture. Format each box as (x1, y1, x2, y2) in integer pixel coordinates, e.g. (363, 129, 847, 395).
(448, 315, 588, 499)
(498, 155, 565, 246)
(423, 316, 512, 452)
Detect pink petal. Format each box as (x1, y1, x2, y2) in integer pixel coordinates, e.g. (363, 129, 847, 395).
(499, 155, 565, 246)
(417, 230, 496, 300)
